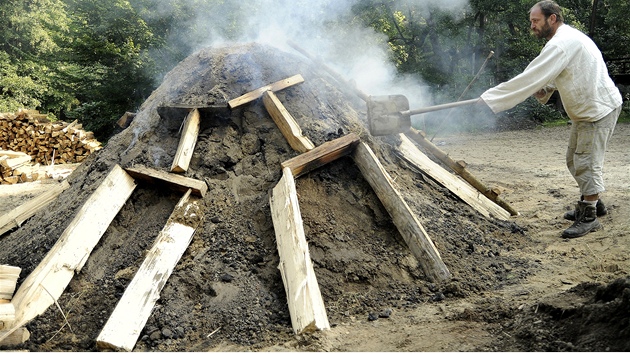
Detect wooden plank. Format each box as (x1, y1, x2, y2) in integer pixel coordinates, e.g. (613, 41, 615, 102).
(228, 74, 304, 109)
(281, 133, 360, 178)
(0, 327, 29, 347)
(0, 150, 28, 159)
(270, 167, 330, 334)
(9, 165, 136, 327)
(0, 303, 15, 330)
(405, 128, 518, 216)
(96, 189, 203, 352)
(170, 108, 201, 173)
(397, 134, 510, 221)
(352, 142, 451, 282)
(125, 166, 207, 197)
(0, 155, 31, 170)
(262, 91, 315, 153)
(0, 180, 70, 236)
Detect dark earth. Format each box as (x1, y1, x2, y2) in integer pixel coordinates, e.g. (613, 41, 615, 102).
(1, 42, 628, 352)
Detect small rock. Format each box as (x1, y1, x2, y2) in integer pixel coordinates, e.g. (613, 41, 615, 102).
(379, 308, 393, 318)
(221, 273, 234, 282)
(368, 313, 378, 321)
(162, 328, 174, 339)
(210, 216, 221, 223)
(149, 331, 161, 341)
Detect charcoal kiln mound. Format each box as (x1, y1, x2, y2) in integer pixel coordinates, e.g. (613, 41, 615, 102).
(0, 42, 581, 351)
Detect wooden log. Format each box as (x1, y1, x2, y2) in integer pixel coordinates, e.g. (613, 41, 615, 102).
(228, 74, 304, 109)
(262, 90, 314, 153)
(352, 142, 451, 282)
(124, 166, 207, 197)
(170, 108, 200, 173)
(0, 180, 70, 236)
(96, 189, 202, 351)
(117, 112, 136, 128)
(270, 167, 330, 334)
(0, 303, 15, 330)
(281, 133, 360, 178)
(405, 128, 519, 216)
(10, 165, 136, 327)
(0, 327, 29, 347)
(397, 134, 510, 221)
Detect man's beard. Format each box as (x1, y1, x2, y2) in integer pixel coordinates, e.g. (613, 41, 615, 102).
(534, 19, 553, 39)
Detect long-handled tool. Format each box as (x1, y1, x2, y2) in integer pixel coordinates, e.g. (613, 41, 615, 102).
(367, 95, 480, 136)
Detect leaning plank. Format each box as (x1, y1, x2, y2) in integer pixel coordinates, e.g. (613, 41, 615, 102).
(171, 108, 201, 173)
(352, 142, 451, 282)
(0, 303, 15, 330)
(263, 90, 315, 153)
(281, 133, 360, 178)
(270, 167, 330, 334)
(397, 134, 510, 221)
(125, 166, 207, 197)
(0, 150, 29, 159)
(0, 180, 70, 236)
(405, 128, 518, 216)
(0, 327, 29, 347)
(228, 74, 304, 109)
(96, 189, 202, 352)
(10, 165, 136, 327)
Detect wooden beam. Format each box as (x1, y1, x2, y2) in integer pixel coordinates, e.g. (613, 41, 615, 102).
(262, 90, 315, 153)
(0, 327, 29, 347)
(124, 166, 207, 197)
(352, 142, 451, 282)
(405, 128, 518, 216)
(170, 108, 201, 173)
(10, 165, 136, 327)
(397, 134, 510, 221)
(0, 180, 70, 236)
(270, 167, 330, 334)
(228, 74, 304, 109)
(96, 189, 203, 352)
(281, 133, 360, 178)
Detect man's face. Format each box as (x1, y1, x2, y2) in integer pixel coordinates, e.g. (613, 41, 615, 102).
(530, 6, 554, 39)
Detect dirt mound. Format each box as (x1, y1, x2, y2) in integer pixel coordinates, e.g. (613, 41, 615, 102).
(0, 43, 627, 352)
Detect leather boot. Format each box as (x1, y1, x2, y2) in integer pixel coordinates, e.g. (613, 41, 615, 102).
(564, 198, 607, 221)
(562, 201, 601, 238)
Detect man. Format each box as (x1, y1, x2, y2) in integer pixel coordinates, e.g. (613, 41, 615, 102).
(480, 0, 622, 238)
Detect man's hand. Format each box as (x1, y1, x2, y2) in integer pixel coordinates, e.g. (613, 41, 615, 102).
(533, 88, 548, 99)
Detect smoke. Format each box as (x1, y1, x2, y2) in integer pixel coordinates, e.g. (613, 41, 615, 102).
(138, 0, 472, 114)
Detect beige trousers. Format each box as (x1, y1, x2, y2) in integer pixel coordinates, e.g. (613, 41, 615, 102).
(566, 105, 621, 196)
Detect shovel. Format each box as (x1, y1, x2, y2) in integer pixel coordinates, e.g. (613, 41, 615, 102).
(367, 95, 480, 136)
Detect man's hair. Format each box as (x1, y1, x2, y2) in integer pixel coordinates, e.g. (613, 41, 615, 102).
(533, 0, 564, 23)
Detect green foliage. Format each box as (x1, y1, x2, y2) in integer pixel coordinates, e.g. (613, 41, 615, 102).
(1, 0, 628, 140)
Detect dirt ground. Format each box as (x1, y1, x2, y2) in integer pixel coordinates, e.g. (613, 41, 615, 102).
(1, 43, 629, 352)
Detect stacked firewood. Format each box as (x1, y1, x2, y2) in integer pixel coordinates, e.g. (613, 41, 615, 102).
(0, 109, 101, 184)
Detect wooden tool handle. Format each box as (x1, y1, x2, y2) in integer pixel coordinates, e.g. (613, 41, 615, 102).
(402, 97, 481, 116)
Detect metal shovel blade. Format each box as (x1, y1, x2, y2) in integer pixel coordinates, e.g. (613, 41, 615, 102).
(367, 95, 411, 136)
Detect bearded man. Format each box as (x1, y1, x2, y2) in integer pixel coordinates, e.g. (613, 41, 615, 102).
(480, 0, 622, 238)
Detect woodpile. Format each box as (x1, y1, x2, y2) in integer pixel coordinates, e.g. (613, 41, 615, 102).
(0, 109, 101, 184)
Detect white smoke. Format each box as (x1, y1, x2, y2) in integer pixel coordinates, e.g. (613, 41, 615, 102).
(142, 0, 471, 112)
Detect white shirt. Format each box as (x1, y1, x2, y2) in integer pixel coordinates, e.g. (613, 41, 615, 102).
(481, 24, 622, 122)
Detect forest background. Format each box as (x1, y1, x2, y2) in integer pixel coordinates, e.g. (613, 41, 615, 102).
(1, 0, 629, 141)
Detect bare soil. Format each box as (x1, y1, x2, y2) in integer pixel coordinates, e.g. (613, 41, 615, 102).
(1, 43, 628, 352)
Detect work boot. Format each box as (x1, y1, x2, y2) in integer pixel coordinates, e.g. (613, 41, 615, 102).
(561, 201, 601, 238)
(564, 198, 607, 221)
